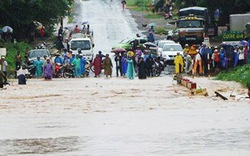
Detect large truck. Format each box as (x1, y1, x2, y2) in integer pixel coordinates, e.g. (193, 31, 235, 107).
(222, 14, 250, 42)
(167, 6, 210, 46)
(230, 14, 250, 39)
(230, 14, 250, 32)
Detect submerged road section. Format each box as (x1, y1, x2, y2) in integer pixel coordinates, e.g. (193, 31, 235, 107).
(0, 0, 250, 155)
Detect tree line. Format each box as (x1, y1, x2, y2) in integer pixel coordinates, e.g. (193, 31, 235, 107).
(0, 0, 74, 41)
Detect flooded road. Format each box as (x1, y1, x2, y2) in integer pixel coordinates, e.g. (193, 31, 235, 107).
(1, 0, 250, 155)
(1, 77, 250, 155)
(73, 0, 140, 53)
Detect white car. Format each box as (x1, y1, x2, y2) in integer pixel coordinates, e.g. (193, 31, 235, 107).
(161, 43, 183, 65)
(157, 39, 175, 54)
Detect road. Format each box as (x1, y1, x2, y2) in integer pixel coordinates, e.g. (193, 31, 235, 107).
(71, 0, 141, 54)
(0, 0, 250, 155)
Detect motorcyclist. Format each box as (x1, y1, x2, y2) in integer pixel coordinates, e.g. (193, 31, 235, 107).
(54, 53, 64, 76)
(54, 52, 63, 65)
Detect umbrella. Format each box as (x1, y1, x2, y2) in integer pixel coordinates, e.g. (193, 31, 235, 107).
(127, 51, 134, 57)
(111, 48, 126, 53)
(240, 40, 249, 46)
(143, 42, 157, 49)
(33, 21, 43, 30)
(82, 21, 89, 25)
(149, 22, 155, 28)
(36, 25, 44, 30)
(33, 21, 42, 27)
(2, 26, 13, 33)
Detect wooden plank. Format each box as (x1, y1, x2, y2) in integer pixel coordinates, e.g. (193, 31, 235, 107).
(215, 91, 228, 100)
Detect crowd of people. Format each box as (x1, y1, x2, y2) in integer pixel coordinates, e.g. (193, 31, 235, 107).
(174, 42, 250, 76)
(89, 49, 159, 80)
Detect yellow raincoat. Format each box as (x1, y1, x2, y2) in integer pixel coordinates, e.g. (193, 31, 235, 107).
(174, 54, 184, 74)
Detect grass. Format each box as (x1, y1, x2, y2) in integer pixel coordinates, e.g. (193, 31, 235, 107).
(155, 27, 168, 35)
(145, 13, 162, 19)
(216, 65, 250, 87)
(127, 0, 152, 11)
(68, 15, 74, 24)
(67, 2, 75, 24)
(1, 41, 32, 76)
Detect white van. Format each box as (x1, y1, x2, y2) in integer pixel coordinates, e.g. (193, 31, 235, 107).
(68, 37, 94, 61)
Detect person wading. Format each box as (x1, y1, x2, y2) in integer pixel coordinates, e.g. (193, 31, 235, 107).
(174, 52, 184, 75)
(92, 54, 102, 77)
(103, 54, 113, 78)
(121, 0, 126, 11)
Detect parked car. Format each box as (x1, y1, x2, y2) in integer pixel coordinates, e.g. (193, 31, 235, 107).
(112, 37, 148, 50)
(167, 29, 180, 42)
(161, 43, 183, 65)
(29, 49, 50, 62)
(157, 39, 175, 54)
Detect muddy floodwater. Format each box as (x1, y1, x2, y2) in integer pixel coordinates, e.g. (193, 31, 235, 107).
(1, 0, 250, 155)
(0, 76, 250, 155)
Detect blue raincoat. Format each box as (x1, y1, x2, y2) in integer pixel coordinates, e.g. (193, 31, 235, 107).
(126, 59, 135, 79)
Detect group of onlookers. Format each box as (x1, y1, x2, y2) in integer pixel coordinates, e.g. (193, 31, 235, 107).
(91, 49, 160, 80)
(174, 43, 250, 76)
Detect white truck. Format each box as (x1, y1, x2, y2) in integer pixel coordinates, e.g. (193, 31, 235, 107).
(230, 14, 250, 32)
(68, 33, 95, 62)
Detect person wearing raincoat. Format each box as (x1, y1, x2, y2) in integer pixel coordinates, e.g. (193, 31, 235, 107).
(121, 53, 128, 77)
(126, 57, 135, 79)
(103, 54, 113, 78)
(43, 58, 53, 80)
(34, 57, 43, 78)
(183, 44, 190, 57)
(137, 57, 147, 79)
(72, 55, 81, 78)
(174, 52, 184, 74)
(79, 54, 86, 77)
(92, 54, 102, 77)
(243, 45, 249, 64)
(193, 48, 203, 75)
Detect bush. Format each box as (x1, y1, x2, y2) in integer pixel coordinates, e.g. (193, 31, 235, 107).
(155, 27, 168, 35)
(216, 65, 250, 87)
(3, 42, 32, 75)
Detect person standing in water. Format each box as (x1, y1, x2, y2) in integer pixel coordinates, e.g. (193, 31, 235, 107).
(121, 0, 126, 11)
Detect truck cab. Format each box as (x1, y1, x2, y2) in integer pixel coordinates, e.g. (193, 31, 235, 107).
(177, 16, 205, 45)
(167, 16, 205, 46)
(68, 33, 94, 62)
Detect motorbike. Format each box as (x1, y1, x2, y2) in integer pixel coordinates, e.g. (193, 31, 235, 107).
(85, 61, 92, 77)
(62, 64, 74, 78)
(23, 61, 36, 78)
(54, 63, 63, 78)
(152, 56, 166, 77)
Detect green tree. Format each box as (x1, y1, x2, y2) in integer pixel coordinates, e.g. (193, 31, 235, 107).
(0, 0, 72, 40)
